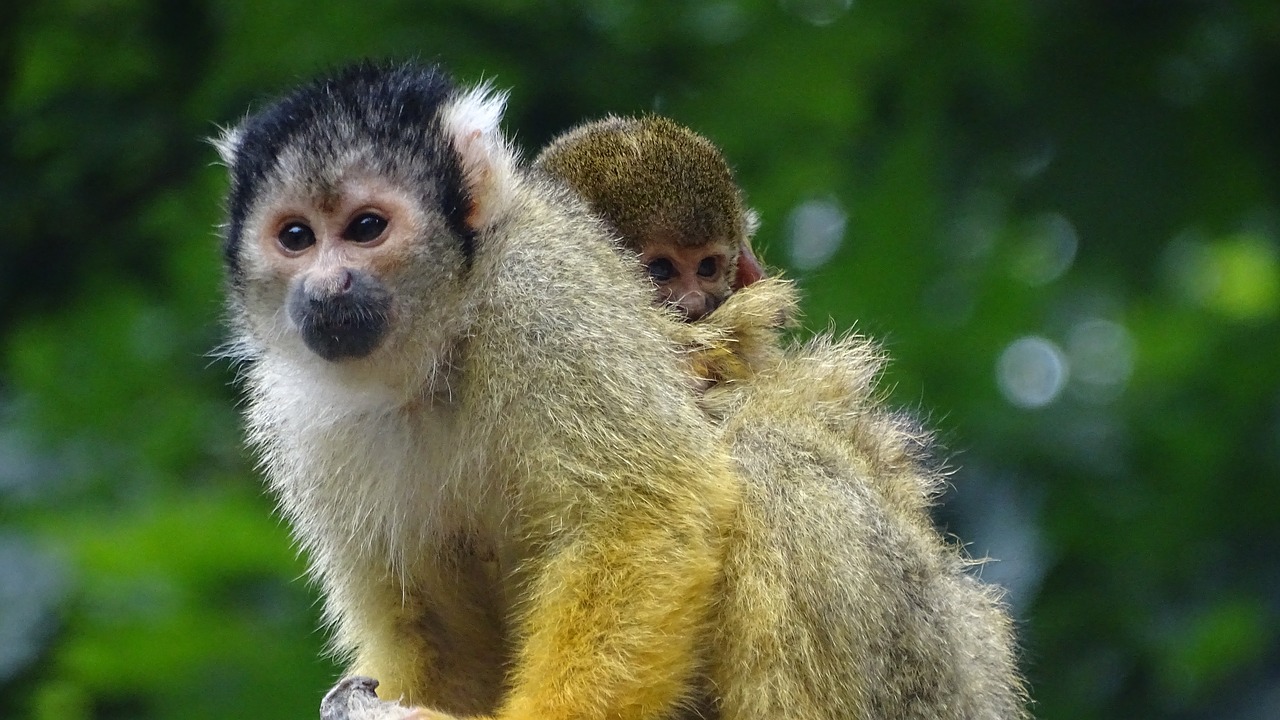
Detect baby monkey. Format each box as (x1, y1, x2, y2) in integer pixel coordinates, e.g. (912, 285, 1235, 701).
(535, 116, 764, 321)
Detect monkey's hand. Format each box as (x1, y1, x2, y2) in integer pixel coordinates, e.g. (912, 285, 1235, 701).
(320, 677, 455, 720)
(671, 277, 798, 392)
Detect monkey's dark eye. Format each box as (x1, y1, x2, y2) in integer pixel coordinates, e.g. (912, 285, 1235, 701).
(278, 222, 316, 253)
(696, 257, 719, 278)
(344, 213, 388, 244)
(646, 258, 676, 283)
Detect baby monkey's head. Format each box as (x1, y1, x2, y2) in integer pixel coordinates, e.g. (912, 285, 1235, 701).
(537, 116, 763, 321)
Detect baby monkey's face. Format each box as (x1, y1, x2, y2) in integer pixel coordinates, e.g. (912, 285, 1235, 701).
(640, 240, 735, 321)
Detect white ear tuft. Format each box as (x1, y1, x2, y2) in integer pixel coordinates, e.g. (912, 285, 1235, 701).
(211, 123, 244, 167)
(743, 208, 762, 239)
(440, 82, 518, 231)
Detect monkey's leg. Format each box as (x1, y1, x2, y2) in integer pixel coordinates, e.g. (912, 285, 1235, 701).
(323, 522, 723, 720)
(337, 557, 509, 715)
(492, 516, 725, 720)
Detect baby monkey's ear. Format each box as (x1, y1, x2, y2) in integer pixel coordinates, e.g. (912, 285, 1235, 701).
(731, 210, 765, 289)
(440, 83, 519, 233)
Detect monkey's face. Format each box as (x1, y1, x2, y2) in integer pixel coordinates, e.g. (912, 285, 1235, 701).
(272, 188, 405, 361)
(640, 241, 735, 321)
(233, 170, 470, 380)
(216, 63, 512, 401)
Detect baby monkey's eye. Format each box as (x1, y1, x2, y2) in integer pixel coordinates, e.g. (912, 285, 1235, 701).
(646, 258, 676, 283)
(696, 257, 719, 278)
(278, 222, 316, 253)
(344, 212, 388, 244)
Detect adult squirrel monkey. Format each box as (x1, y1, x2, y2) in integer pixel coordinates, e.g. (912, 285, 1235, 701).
(215, 62, 738, 720)
(215, 64, 1027, 720)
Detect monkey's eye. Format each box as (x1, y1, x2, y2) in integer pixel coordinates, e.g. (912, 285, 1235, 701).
(343, 213, 388, 244)
(696, 257, 719, 278)
(278, 222, 316, 253)
(646, 258, 677, 283)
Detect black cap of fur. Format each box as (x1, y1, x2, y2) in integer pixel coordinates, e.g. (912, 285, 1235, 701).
(219, 61, 475, 284)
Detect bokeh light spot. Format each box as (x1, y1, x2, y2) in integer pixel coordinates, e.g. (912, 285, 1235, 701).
(787, 197, 847, 271)
(1067, 319, 1135, 404)
(997, 336, 1069, 409)
(1012, 212, 1078, 286)
(1163, 232, 1279, 320)
(780, 0, 853, 26)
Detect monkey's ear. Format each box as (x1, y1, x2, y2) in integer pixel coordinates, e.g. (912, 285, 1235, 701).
(733, 209, 766, 288)
(210, 124, 244, 167)
(735, 239, 766, 289)
(441, 83, 518, 232)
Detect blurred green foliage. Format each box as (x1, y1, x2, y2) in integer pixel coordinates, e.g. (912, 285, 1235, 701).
(1, 1, 1277, 718)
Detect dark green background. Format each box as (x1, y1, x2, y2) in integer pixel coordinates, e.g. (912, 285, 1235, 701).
(2, 1, 1277, 718)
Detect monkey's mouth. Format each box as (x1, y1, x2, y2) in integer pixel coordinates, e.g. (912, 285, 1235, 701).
(298, 309, 388, 361)
(288, 281, 392, 362)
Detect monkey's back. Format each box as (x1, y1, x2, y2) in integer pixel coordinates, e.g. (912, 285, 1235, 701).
(704, 327, 1028, 719)
(461, 172, 734, 485)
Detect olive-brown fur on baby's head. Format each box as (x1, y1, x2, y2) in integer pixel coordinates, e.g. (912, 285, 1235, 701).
(536, 116, 746, 249)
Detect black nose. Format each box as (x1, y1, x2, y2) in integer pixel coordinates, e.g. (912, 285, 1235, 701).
(288, 271, 391, 361)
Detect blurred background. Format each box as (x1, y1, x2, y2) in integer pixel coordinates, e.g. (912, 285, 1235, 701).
(1, 1, 1278, 718)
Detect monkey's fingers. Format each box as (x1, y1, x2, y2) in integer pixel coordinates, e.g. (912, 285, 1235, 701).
(320, 676, 429, 720)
